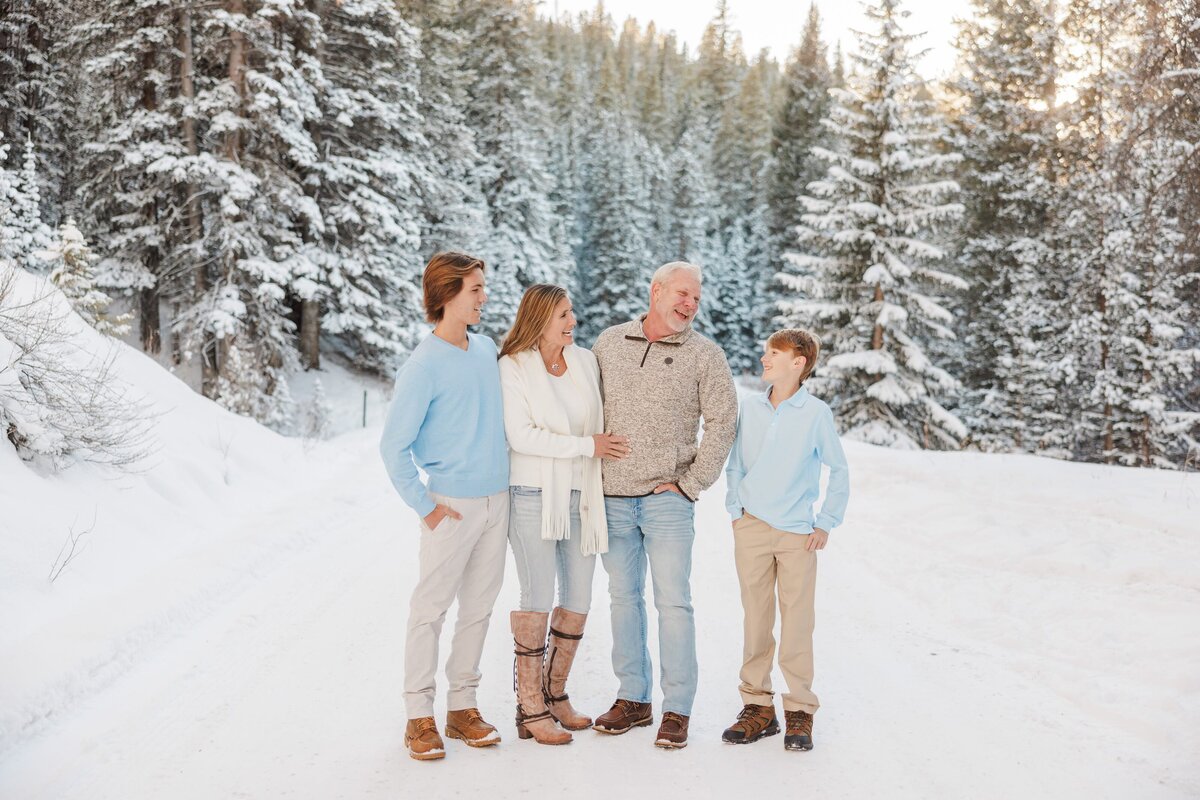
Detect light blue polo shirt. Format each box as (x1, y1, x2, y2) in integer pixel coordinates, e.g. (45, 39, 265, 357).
(725, 385, 850, 534)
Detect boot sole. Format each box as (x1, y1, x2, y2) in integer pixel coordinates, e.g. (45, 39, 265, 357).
(445, 729, 501, 748)
(408, 748, 445, 761)
(592, 716, 653, 735)
(654, 739, 688, 749)
(722, 721, 781, 744)
(405, 739, 446, 761)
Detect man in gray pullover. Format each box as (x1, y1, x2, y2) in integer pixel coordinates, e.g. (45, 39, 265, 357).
(590, 261, 738, 749)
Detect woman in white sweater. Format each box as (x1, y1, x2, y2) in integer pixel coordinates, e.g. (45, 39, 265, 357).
(498, 284, 630, 745)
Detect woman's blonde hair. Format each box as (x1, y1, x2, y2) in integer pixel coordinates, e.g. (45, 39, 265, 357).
(500, 284, 569, 358)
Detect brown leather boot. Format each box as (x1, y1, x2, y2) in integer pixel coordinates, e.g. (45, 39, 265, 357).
(592, 699, 653, 734)
(543, 607, 592, 730)
(445, 708, 500, 747)
(654, 712, 689, 749)
(404, 717, 445, 761)
(511, 611, 572, 745)
(721, 704, 780, 744)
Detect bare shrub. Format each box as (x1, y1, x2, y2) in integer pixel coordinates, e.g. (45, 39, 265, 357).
(0, 264, 156, 470)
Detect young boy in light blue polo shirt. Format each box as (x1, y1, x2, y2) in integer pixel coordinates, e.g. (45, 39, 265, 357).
(721, 328, 849, 752)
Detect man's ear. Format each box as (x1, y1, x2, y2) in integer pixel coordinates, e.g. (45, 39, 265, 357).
(794, 355, 807, 373)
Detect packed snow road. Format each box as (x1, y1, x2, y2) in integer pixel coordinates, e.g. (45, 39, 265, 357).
(2, 429, 1197, 799)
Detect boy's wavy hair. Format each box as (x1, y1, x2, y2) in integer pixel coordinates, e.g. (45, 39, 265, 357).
(767, 328, 821, 385)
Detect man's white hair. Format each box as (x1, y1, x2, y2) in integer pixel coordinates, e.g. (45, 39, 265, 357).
(650, 261, 702, 287)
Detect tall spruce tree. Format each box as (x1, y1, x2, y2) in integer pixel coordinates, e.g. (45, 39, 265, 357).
(0, 0, 71, 221)
(767, 5, 831, 328)
(462, 0, 566, 339)
(782, 0, 967, 449)
(306, 0, 427, 373)
(1058, 0, 1199, 467)
(950, 0, 1065, 453)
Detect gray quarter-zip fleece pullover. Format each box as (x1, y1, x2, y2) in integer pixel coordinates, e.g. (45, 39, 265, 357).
(592, 316, 738, 500)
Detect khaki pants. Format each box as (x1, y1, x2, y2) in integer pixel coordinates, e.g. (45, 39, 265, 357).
(733, 513, 819, 714)
(404, 490, 509, 719)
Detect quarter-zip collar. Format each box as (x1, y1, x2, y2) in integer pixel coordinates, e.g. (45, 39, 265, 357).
(622, 314, 693, 346)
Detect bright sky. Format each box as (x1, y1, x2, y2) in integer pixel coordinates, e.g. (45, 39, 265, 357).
(543, 0, 970, 78)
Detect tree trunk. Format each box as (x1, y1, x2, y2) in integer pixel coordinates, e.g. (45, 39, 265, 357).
(300, 299, 320, 370)
(216, 0, 249, 391)
(871, 283, 884, 350)
(178, 4, 217, 394)
(139, 26, 162, 355)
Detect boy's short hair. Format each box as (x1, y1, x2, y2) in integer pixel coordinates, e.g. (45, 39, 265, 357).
(767, 328, 821, 384)
(422, 252, 486, 323)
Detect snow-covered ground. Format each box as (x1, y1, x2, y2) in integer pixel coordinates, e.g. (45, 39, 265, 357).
(2, 314, 1198, 798)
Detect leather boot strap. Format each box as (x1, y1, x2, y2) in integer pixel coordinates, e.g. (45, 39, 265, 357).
(548, 627, 583, 641)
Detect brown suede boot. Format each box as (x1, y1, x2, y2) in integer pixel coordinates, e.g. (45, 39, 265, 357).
(511, 611, 572, 745)
(445, 708, 500, 747)
(543, 607, 592, 730)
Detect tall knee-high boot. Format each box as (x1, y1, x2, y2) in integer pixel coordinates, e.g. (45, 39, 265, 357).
(511, 611, 572, 745)
(543, 607, 592, 730)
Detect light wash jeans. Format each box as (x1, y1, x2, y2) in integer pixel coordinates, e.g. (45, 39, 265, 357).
(508, 486, 596, 614)
(601, 491, 697, 716)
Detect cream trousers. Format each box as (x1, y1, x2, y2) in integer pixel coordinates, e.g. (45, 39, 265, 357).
(404, 490, 509, 719)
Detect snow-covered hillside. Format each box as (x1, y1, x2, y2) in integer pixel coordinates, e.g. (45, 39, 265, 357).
(1, 292, 1198, 798)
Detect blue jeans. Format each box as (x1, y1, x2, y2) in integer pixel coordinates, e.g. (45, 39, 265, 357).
(601, 492, 697, 716)
(508, 486, 596, 614)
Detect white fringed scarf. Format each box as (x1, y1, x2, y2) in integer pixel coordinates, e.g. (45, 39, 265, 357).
(507, 346, 608, 555)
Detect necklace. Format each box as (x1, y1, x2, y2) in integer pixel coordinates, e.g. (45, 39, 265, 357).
(541, 346, 563, 374)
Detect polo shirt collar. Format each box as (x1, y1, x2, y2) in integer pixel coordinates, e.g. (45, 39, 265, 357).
(760, 385, 811, 408)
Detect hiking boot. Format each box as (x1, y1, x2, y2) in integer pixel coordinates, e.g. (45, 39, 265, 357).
(654, 712, 689, 749)
(543, 607, 592, 730)
(721, 704, 780, 744)
(592, 699, 653, 734)
(404, 717, 445, 761)
(784, 709, 814, 751)
(445, 708, 501, 747)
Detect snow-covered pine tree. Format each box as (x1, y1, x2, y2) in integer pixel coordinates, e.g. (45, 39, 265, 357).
(949, 0, 1066, 453)
(462, 0, 567, 340)
(64, 0, 190, 356)
(710, 53, 775, 373)
(0, 133, 53, 270)
(399, 0, 491, 260)
(782, 0, 967, 449)
(307, 0, 427, 374)
(576, 48, 654, 342)
(0, 0, 72, 223)
(45, 217, 130, 336)
(1058, 0, 1199, 467)
(767, 5, 831, 329)
(186, 0, 326, 427)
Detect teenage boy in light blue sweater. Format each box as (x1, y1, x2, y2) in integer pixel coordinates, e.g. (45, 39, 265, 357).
(380, 252, 509, 761)
(721, 329, 849, 752)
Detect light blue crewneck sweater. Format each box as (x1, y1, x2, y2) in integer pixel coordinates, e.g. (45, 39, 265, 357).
(380, 332, 509, 517)
(725, 385, 850, 534)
